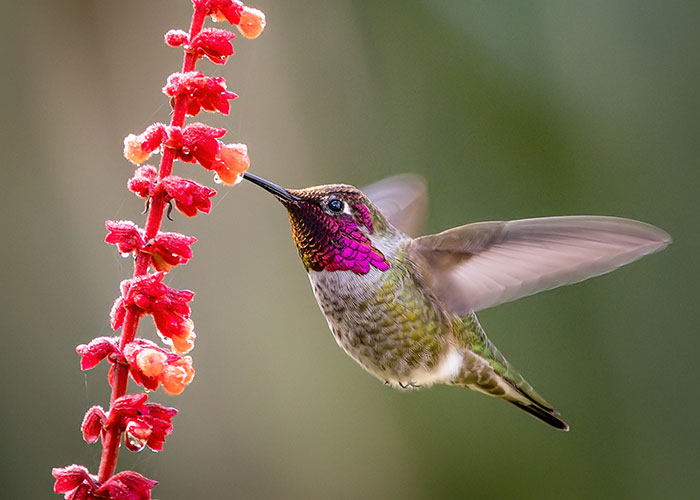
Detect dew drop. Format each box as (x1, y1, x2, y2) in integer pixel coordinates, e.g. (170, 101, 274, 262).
(213, 173, 223, 184)
(126, 433, 147, 453)
(120, 252, 131, 259)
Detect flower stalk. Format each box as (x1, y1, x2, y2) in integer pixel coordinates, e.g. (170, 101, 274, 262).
(53, 1, 266, 498)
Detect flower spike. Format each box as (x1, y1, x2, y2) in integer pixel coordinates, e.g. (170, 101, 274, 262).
(59, 0, 267, 495)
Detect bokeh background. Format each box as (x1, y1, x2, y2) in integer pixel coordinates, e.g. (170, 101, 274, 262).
(2, 1, 699, 498)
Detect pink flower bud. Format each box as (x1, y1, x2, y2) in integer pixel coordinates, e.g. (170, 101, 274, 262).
(160, 356, 195, 395)
(237, 6, 266, 39)
(164, 29, 189, 48)
(214, 142, 249, 184)
(81, 406, 107, 444)
(123, 124, 166, 165)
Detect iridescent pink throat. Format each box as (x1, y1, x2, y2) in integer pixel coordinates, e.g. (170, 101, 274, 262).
(289, 203, 390, 275)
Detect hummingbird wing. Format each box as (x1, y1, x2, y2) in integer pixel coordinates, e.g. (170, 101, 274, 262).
(411, 216, 670, 314)
(363, 174, 427, 237)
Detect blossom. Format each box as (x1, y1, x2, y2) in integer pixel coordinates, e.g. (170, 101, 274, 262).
(164, 29, 189, 48)
(95, 471, 158, 500)
(236, 6, 266, 39)
(53, 465, 156, 500)
(143, 231, 197, 272)
(160, 175, 217, 217)
(81, 406, 107, 444)
(105, 221, 144, 255)
(127, 165, 158, 199)
(76, 337, 120, 370)
(104, 221, 196, 271)
(123, 339, 195, 394)
(107, 394, 178, 453)
(110, 272, 196, 354)
(190, 28, 236, 64)
(127, 168, 217, 218)
(204, 0, 245, 24)
(163, 72, 237, 116)
(167, 28, 237, 64)
(213, 142, 249, 184)
(52, 465, 98, 500)
(123, 124, 167, 165)
(166, 122, 226, 170)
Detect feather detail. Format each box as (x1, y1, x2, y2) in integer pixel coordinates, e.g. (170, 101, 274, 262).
(411, 216, 670, 314)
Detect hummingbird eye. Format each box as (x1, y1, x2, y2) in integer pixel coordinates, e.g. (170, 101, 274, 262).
(327, 198, 344, 213)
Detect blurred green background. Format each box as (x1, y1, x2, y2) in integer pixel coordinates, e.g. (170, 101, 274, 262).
(2, 1, 699, 498)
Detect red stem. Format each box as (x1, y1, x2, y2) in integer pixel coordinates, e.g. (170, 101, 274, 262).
(96, 4, 208, 484)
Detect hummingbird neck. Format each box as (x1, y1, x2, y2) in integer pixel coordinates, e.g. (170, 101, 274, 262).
(287, 201, 391, 275)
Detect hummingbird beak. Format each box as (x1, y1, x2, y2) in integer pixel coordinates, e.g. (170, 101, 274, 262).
(242, 172, 300, 203)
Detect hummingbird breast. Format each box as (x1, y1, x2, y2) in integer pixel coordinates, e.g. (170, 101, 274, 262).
(308, 242, 457, 386)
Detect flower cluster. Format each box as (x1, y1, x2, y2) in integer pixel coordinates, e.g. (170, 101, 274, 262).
(124, 122, 250, 185)
(53, 466, 157, 500)
(77, 337, 195, 395)
(54, 1, 266, 497)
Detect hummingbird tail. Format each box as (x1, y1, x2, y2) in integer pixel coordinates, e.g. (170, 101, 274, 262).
(453, 314, 570, 431)
(506, 398, 569, 431)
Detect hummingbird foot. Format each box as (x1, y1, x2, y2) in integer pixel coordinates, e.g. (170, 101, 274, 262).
(398, 381, 422, 389)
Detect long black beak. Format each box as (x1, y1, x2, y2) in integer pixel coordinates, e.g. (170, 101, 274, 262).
(242, 172, 300, 202)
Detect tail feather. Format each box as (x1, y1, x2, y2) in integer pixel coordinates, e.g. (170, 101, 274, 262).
(508, 399, 569, 431)
(453, 314, 570, 431)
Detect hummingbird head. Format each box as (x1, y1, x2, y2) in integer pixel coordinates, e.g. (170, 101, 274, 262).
(242, 172, 393, 275)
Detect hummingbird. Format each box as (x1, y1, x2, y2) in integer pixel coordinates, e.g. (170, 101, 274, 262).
(242, 172, 670, 430)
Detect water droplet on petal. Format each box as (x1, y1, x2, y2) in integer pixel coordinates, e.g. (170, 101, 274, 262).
(213, 173, 223, 184)
(120, 252, 131, 259)
(125, 432, 147, 452)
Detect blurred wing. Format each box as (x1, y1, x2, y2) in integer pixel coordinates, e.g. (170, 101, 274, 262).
(411, 216, 670, 315)
(363, 174, 427, 237)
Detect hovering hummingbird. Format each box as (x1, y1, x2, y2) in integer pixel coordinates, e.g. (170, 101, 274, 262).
(242, 172, 670, 430)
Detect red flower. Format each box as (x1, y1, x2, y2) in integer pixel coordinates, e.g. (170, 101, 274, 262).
(111, 272, 196, 354)
(105, 222, 195, 272)
(164, 29, 188, 48)
(123, 339, 195, 394)
(52, 465, 98, 500)
(105, 221, 145, 255)
(52, 465, 156, 500)
(163, 71, 237, 116)
(81, 406, 107, 444)
(123, 124, 167, 165)
(95, 470, 157, 500)
(107, 394, 177, 453)
(213, 142, 249, 184)
(160, 176, 217, 217)
(190, 28, 236, 64)
(127, 165, 158, 199)
(142, 231, 197, 272)
(203, 0, 245, 24)
(127, 167, 217, 218)
(236, 6, 266, 39)
(166, 122, 226, 170)
(76, 337, 120, 370)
